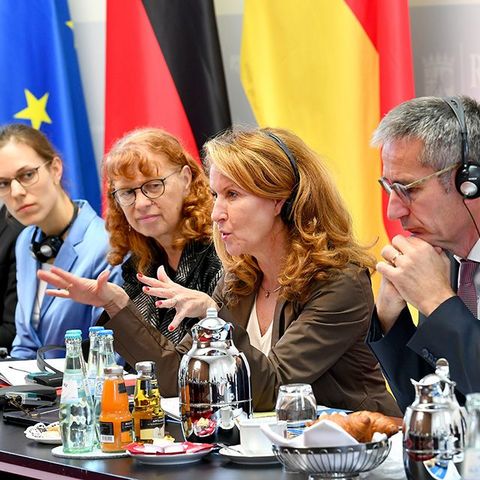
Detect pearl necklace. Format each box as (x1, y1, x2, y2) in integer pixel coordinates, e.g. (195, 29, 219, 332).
(260, 285, 281, 298)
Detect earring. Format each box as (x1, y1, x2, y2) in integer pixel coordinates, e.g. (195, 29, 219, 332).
(128, 225, 132, 232)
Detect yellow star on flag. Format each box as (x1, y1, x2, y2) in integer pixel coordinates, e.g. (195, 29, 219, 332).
(66, 20, 73, 30)
(14, 89, 52, 130)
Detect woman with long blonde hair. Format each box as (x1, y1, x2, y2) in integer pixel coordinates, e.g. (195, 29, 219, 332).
(42, 126, 400, 415)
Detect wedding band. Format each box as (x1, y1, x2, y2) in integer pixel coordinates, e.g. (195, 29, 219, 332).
(391, 252, 402, 267)
(65, 283, 73, 292)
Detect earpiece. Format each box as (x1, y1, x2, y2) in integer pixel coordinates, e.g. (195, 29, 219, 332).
(30, 203, 79, 263)
(265, 132, 300, 224)
(444, 97, 480, 199)
(31, 231, 65, 263)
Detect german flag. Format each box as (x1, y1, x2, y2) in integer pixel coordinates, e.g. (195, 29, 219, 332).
(241, 0, 414, 291)
(105, 0, 231, 160)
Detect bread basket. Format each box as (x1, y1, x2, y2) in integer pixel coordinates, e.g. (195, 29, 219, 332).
(272, 437, 391, 479)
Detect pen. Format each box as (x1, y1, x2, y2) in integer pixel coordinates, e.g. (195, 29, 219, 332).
(8, 366, 30, 374)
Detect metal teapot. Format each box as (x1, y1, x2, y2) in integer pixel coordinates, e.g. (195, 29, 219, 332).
(403, 358, 466, 480)
(178, 308, 252, 444)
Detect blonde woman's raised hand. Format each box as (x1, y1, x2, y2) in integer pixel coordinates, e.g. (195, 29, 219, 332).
(137, 265, 217, 331)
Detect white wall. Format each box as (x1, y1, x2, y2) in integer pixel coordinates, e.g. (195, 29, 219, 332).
(68, 0, 480, 170)
(68, 0, 106, 165)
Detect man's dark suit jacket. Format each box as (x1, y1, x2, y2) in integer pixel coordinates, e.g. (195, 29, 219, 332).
(367, 259, 480, 412)
(0, 205, 24, 351)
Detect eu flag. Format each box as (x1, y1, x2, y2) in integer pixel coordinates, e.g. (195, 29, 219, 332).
(0, 0, 101, 214)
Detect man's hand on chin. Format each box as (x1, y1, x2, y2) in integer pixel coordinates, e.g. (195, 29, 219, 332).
(377, 235, 455, 317)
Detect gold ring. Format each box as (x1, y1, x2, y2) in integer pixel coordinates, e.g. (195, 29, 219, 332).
(391, 252, 402, 266)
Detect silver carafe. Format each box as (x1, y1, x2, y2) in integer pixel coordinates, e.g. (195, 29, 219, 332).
(403, 358, 466, 480)
(178, 307, 252, 444)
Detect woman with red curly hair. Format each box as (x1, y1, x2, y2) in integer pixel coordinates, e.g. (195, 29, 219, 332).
(39, 128, 222, 345)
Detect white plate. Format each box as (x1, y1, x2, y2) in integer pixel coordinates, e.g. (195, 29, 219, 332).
(51, 445, 129, 459)
(24, 422, 62, 445)
(219, 445, 279, 465)
(25, 431, 62, 445)
(127, 447, 213, 465)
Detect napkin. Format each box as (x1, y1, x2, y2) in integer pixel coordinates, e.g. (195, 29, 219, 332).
(261, 419, 359, 448)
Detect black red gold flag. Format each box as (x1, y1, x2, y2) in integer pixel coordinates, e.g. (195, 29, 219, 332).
(105, 0, 231, 161)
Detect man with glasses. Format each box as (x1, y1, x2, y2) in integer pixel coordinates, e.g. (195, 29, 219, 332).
(367, 95, 480, 411)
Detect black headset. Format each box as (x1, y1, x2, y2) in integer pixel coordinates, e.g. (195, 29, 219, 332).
(444, 97, 480, 199)
(265, 132, 300, 224)
(30, 203, 79, 263)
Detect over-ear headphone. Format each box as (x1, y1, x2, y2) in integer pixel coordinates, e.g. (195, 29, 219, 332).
(31, 203, 78, 263)
(265, 132, 300, 224)
(444, 97, 480, 199)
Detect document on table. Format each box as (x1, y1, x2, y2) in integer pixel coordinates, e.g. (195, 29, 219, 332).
(0, 358, 65, 386)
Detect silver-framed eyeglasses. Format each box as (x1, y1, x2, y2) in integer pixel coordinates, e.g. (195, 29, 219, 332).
(111, 169, 180, 207)
(378, 163, 458, 205)
(0, 161, 51, 197)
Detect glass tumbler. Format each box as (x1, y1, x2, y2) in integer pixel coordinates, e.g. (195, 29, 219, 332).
(275, 383, 317, 427)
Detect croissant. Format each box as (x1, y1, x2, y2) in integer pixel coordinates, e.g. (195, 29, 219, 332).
(308, 410, 398, 443)
(351, 411, 399, 439)
(313, 412, 372, 442)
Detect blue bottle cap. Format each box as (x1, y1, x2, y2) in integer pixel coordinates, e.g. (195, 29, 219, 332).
(65, 329, 82, 335)
(98, 329, 113, 336)
(65, 330, 82, 339)
(89, 326, 104, 333)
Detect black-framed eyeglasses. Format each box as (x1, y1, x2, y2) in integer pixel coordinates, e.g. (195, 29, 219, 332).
(0, 161, 51, 197)
(378, 163, 458, 205)
(111, 169, 180, 207)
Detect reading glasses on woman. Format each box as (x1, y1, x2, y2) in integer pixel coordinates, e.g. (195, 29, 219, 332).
(0, 161, 52, 196)
(378, 162, 458, 205)
(111, 169, 180, 206)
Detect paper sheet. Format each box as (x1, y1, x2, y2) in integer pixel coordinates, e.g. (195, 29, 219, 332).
(0, 358, 65, 386)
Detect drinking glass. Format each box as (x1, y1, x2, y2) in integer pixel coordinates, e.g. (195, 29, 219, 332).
(275, 384, 317, 427)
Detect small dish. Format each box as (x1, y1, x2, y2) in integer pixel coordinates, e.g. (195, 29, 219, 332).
(51, 446, 129, 459)
(24, 422, 62, 445)
(219, 445, 280, 465)
(127, 448, 213, 465)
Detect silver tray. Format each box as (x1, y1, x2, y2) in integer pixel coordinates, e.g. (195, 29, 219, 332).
(272, 438, 391, 479)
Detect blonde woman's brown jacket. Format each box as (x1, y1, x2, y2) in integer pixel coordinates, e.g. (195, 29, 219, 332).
(101, 264, 401, 416)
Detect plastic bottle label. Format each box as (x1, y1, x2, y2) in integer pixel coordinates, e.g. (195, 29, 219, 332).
(463, 448, 480, 479)
(139, 417, 165, 440)
(121, 419, 133, 432)
(99, 421, 115, 443)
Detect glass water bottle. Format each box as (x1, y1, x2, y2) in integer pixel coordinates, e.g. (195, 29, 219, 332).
(59, 330, 94, 453)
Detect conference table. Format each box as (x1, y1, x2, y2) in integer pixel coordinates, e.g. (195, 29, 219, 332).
(0, 411, 299, 480)
(0, 411, 404, 480)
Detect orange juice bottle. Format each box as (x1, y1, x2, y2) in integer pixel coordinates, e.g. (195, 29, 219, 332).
(99, 365, 133, 452)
